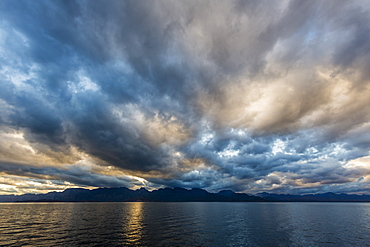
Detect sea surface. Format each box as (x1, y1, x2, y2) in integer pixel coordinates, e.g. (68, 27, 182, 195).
(1, 202, 370, 246)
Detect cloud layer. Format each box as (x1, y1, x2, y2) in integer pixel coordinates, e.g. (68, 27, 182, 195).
(1, 0, 370, 194)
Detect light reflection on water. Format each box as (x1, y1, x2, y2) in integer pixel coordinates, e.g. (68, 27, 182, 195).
(123, 202, 143, 244)
(1, 202, 370, 246)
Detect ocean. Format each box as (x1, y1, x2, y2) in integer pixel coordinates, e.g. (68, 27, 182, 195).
(1, 202, 370, 246)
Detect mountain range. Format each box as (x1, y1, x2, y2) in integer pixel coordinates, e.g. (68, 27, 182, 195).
(0, 187, 370, 202)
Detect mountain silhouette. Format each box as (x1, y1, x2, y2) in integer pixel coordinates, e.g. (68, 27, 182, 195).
(258, 192, 370, 202)
(0, 188, 369, 202)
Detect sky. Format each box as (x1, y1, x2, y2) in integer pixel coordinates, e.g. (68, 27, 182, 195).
(1, 0, 370, 195)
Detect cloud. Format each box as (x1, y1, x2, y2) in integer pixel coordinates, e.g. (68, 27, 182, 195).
(0, 161, 150, 194)
(1, 0, 370, 194)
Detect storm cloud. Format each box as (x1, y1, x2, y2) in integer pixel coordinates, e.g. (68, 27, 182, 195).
(1, 0, 370, 195)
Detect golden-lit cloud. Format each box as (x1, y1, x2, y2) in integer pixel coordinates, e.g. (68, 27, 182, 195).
(0, 175, 95, 195)
(137, 113, 191, 147)
(197, 67, 370, 135)
(0, 129, 82, 166)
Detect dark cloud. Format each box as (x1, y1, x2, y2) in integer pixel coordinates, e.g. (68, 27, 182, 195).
(0, 162, 136, 188)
